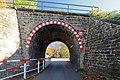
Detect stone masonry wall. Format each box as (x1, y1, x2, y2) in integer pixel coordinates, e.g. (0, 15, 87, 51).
(0, 8, 23, 78)
(84, 18, 120, 78)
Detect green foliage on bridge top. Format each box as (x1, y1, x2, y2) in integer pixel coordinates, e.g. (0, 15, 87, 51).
(14, 0, 37, 9)
(0, 0, 10, 7)
(90, 8, 120, 24)
(0, 0, 37, 9)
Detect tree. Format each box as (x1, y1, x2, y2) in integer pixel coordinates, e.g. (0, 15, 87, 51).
(90, 8, 120, 24)
(46, 48, 56, 55)
(0, 0, 37, 9)
(0, 0, 2, 7)
(59, 43, 69, 58)
(90, 8, 108, 18)
(0, 0, 8, 7)
(14, 0, 37, 9)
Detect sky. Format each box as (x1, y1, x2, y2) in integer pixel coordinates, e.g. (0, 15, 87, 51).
(39, 0, 120, 12)
(47, 41, 61, 49)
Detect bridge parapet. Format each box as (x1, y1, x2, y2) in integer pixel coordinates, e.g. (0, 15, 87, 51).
(0, 0, 98, 14)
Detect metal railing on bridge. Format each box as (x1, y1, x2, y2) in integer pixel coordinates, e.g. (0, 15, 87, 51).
(0, 0, 98, 14)
(0, 58, 51, 80)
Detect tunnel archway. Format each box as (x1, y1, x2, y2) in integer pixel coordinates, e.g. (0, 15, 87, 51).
(26, 21, 83, 68)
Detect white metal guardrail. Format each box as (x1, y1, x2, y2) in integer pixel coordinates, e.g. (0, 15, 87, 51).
(0, 58, 51, 80)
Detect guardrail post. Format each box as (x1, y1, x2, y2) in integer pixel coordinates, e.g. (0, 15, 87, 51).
(12, 0, 14, 8)
(41, 2, 43, 10)
(37, 58, 40, 73)
(42, 59, 45, 70)
(67, 4, 69, 13)
(23, 59, 27, 79)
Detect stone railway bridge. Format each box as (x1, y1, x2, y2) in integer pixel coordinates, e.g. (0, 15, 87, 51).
(0, 8, 120, 79)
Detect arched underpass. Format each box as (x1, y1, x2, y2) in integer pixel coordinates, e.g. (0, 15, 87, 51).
(27, 21, 83, 69)
(0, 8, 120, 79)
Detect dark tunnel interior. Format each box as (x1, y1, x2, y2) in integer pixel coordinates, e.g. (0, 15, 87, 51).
(28, 24, 81, 68)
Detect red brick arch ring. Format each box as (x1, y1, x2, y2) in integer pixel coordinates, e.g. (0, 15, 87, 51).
(26, 21, 83, 51)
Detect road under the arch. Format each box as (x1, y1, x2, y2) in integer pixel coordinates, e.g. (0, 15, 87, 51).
(33, 61, 81, 80)
(28, 24, 81, 69)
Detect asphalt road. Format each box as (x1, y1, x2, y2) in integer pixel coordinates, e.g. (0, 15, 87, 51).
(33, 61, 81, 80)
